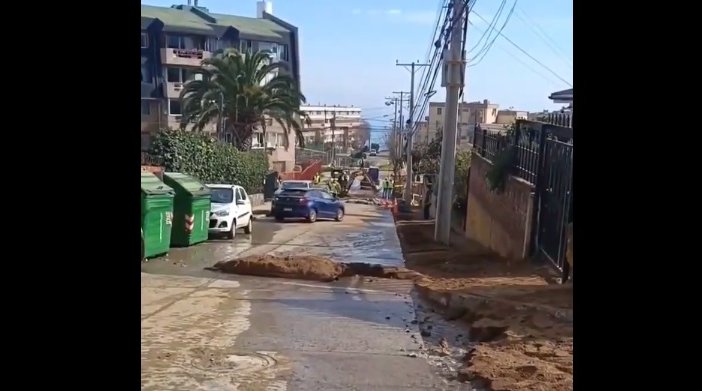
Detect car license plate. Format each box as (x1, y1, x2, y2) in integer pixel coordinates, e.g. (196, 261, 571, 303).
(284, 208, 292, 211)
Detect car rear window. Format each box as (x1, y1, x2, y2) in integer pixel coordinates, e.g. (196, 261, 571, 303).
(280, 189, 308, 196)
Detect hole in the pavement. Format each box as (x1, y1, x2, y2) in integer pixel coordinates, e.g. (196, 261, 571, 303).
(190, 349, 277, 373)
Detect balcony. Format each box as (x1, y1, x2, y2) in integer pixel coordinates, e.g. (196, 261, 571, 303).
(163, 82, 186, 98)
(160, 48, 211, 67)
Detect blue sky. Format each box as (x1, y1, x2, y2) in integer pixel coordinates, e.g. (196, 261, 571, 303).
(143, 0, 572, 142)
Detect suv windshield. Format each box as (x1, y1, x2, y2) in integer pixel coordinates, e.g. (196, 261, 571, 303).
(210, 188, 234, 203)
(282, 181, 308, 189)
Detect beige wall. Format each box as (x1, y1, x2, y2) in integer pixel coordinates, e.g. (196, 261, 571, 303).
(496, 110, 528, 125)
(427, 100, 501, 142)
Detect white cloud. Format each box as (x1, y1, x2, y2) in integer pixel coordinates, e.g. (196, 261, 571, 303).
(386, 9, 402, 15)
(351, 8, 362, 15)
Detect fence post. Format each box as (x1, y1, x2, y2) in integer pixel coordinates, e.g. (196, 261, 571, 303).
(528, 123, 548, 257)
(480, 127, 487, 156)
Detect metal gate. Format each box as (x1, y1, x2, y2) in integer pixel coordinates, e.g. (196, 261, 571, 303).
(532, 124, 573, 280)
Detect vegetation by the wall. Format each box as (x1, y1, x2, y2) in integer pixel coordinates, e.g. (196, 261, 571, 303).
(412, 135, 472, 209)
(485, 123, 516, 193)
(149, 130, 268, 194)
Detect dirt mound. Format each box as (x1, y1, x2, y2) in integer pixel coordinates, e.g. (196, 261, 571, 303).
(341, 263, 424, 280)
(211, 255, 425, 282)
(211, 255, 345, 282)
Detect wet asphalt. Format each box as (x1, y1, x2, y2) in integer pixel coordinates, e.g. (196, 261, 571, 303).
(141, 202, 469, 390)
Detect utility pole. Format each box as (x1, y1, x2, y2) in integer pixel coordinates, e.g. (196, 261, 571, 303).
(385, 97, 399, 157)
(435, 0, 467, 245)
(396, 60, 430, 202)
(331, 111, 337, 166)
(392, 91, 409, 170)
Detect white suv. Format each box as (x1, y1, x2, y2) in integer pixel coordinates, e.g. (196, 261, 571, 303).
(207, 184, 253, 239)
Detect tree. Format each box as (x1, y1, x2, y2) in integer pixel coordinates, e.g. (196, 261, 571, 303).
(179, 49, 307, 151)
(351, 120, 371, 151)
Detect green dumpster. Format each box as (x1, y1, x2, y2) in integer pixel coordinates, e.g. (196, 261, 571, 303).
(141, 172, 175, 258)
(162, 172, 212, 247)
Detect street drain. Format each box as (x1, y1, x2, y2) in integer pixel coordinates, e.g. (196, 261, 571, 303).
(191, 349, 277, 374)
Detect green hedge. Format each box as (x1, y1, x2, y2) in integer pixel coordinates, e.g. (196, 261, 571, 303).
(148, 130, 268, 194)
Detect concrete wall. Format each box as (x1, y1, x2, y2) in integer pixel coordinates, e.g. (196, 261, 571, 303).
(249, 193, 265, 207)
(464, 154, 534, 260)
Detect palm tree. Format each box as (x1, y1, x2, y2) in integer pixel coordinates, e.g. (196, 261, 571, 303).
(179, 49, 307, 151)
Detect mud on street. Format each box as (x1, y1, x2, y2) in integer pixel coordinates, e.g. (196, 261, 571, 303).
(142, 201, 573, 390)
(141, 202, 468, 390)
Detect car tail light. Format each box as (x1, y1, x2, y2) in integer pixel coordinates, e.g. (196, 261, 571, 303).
(299, 197, 308, 203)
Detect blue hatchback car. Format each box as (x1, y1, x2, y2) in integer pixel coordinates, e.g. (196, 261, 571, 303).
(272, 188, 345, 223)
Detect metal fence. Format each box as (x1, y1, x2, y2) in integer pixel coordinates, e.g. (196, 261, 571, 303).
(295, 147, 330, 166)
(539, 112, 572, 128)
(141, 152, 163, 167)
(473, 119, 573, 281)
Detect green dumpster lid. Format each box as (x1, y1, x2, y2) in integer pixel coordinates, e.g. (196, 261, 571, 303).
(163, 172, 211, 196)
(141, 172, 174, 195)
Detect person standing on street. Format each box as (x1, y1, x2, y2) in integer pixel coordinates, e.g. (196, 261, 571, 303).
(387, 176, 395, 201)
(382, 178, 390, 199)
(423, 185, 433, 220)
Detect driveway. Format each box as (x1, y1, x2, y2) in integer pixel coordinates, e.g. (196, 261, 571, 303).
(141, 203, 466, 390)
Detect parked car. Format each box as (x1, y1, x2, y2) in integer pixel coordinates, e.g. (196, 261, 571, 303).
(272, 180, 314, 213)
(272, 188, 344, 223)
(207, 184, 253, 239)
(275, 180, 314, 195)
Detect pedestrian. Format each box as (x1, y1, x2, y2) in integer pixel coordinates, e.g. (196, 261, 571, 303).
(388, 176, 395, 200)
(423, 185, 432, 220)
(381, 178, 390, 199)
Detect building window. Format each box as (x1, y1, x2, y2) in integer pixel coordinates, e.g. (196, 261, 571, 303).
(168, 99, 182, 115)
(167, 35, 185, 49)
(240, 39, 253, 53)
(141, 100, 151, 116)
(252, 133, 265, 148)
(437, 108, 443, 115)
(141, 32, 149, 48)
(492, 108, 497, 116)
(166, 67, 198, 83)
(280, 44, 289, 61)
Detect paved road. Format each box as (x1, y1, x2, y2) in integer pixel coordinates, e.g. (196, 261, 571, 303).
(141, 203, 467, 390)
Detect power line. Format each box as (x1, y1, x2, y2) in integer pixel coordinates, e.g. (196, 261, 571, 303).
(468, 0, 507, 56)
(411, 0, 474, 133)
(514, 6, 572, 68)
(471, 10, 572, 87)
(468, 0, 518, 67)
(468, 20, 562, 87)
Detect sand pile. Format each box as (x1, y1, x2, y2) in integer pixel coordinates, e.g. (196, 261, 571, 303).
(210, 255, 424, 282)
(211, 254, 345, 282)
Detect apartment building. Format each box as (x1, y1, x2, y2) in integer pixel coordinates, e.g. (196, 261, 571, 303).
(141, 1, 301, 173)
(299, 105, 364, 151)
(411, 120, 431, 145)
(495, 109, 528, 125)
(427, 100, 500, 144)
(425, 100, 530, 143)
